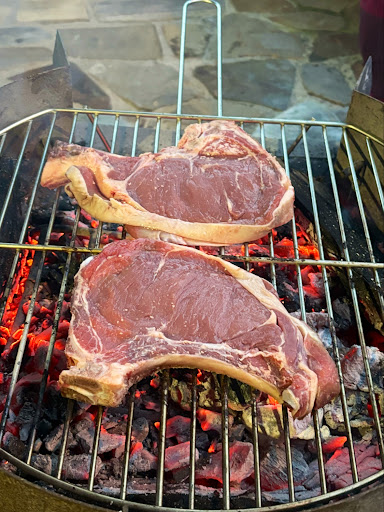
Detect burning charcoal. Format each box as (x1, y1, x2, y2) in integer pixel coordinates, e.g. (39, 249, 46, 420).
(62, 454, 102, 481)
(325, 442, 381, 489)
(2, 432, 26, 459)
(169, 378, 192, 410)
(262, 486, 320, 504)
(197, 408, 234, 433)
(260, 444, 309, 491)
(36, 418, 53, 439)
(229, 423, 246, 441)
(195, 432, 210, 451)
(165, 415, 190, 443)
(15, 401, 36, 442)
(0, 460, 17, 473)
(132, 417, 149, 442)
(317, 328, 346, 356)
(129, 446, 157, 474)
(242, 405, 329, 441)
(72, 415, 94, 435)
(332, 298, 353, 331)
(164, 441, 198, 471)
(322, 436, 347, 453)
(45, 424, 66, 453)
(341, 345, 384, 393)
(196, 441, 254, 486)
(33, 438, 43, 452)
(290, 311, 329, 331)
(323, 390, 376, 433)
(98, 431, 125, 455)
(31, 454, 58, 476)
(307, 272, 325, 297)
(76, 427, 95, 453)
(110, 457, 123, 479)
(43, 380, 67, 423)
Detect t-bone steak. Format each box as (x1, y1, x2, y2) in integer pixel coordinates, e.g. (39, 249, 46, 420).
(41, 120, 294, 246)
(59, 239, 340, 418)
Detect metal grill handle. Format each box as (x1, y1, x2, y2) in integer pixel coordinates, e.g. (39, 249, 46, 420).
(176, 0, 222, 142)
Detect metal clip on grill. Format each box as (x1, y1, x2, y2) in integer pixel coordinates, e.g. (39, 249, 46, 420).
(0, 1, 383, 511)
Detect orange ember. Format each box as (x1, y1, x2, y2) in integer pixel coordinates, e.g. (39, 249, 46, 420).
(322, 436, 347, 454)
(208, 441, 217, 453)
(268, 395, 279, 406)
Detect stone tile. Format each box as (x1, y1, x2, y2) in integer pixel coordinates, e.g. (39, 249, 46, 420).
(0, 26, 52, 47)
(295, 0, 354, 13)
(162, 21, 211, 58)
(161, 97, 278, 118)
(342, 2, 360, 33)
(17, 0, 89, 23)
(0, 47, 52, 73)
(93, 0, 212, 21)
(269, 11, 344, 31)
(208, 14, 306, 60)
(59, 26, 161, 60)
(85, 61, 205, 111)
(0, 6, 15, 26)
(301, 63, 352, 105)
(310, 33, 359, 61)
(232, 0, 296, 13)
(195, 60, 296, 111)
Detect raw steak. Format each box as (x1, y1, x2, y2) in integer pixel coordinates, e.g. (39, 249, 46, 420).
(59, 239, 340, 418)
(41, 120, 294, 246)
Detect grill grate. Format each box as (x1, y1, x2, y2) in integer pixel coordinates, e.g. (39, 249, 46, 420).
(0, 0, 384, 510)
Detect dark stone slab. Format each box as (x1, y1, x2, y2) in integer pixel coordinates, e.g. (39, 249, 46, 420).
(162, 21, 211, 58)
(93, 0, 212, 20)
(310, 33, 359, 61)
(59, 26, 161, 60)
(269, 11, 345, 31)
(208, 14, 307, 59)
(0, 26, 51, 46)
(301, 63, 352, 105)
(295, 0, 353, 13)
(232, 0, 296, 12)
(90, 61, 202, 111)
(195, 60, 296, 111)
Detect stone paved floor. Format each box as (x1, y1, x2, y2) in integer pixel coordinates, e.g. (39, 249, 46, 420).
(0, 0, 362, 122)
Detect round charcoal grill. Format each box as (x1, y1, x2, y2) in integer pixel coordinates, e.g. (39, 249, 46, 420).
(0, 1, 383, 511)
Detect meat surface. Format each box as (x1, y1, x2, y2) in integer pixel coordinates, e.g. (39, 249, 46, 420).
(41, 120, 294, 246)
(59, 239, 340, 418)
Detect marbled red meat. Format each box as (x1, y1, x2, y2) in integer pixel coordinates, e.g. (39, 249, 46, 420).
(41, 120, 294, 246)
(59, 239, 340, 418)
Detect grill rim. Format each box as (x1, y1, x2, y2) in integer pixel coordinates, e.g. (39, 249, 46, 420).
(0, 107, 383, 511)
(1, 448, 383, 512)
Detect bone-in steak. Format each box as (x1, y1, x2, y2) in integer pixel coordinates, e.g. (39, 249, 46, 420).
(41, 121, 294, 246)
(59, 239, 340, 418)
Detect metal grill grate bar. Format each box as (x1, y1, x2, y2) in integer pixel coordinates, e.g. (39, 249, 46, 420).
(156, 370, 170, 506)
(120, 385, 136, 499)
(343, 131, 384, 318)
(281, 124, 329, 495)
(342, 130, 384, 464)
(221, 375, 231, 510)
(0, 107, 383, 510)
(188, 370, 198, 509)
(88, 406, 103, 490)
(262, 124, 295, 503)
(304, 125, 362, 479)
